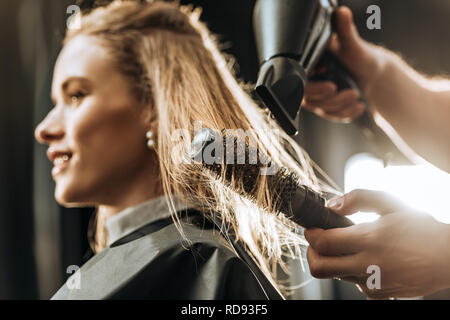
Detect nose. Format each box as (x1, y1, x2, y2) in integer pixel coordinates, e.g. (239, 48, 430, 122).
(35, 106, 65, 144)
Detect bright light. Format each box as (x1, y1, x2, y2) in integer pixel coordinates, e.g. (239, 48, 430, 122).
(344, 153, 450, 224)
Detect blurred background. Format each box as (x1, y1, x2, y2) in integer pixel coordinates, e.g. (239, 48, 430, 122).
(0, 0, 449, 299)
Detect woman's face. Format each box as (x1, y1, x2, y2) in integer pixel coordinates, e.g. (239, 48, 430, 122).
(35, 35, 154, 207)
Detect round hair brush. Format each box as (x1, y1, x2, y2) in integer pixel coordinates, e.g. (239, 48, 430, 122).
(188, 128, 353, 230)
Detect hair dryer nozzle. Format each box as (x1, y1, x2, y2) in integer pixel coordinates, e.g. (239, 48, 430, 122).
(255, 57, 306, 136)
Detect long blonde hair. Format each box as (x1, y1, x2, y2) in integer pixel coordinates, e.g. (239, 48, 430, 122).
(66, 0, 337, 294)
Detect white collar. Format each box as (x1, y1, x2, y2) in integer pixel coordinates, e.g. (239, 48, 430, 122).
(105, 194, 193, 245)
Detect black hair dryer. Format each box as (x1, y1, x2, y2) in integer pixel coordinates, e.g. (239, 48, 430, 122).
(253, 0, 410, 165)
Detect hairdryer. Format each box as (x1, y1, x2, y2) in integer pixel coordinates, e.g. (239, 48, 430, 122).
(253, 0, 411, 164)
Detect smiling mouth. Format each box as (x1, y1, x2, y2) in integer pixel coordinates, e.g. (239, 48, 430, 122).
(52, 153, 73, 176)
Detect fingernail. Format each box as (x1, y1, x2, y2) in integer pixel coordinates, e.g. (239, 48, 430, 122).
(327, 197, 343, 209)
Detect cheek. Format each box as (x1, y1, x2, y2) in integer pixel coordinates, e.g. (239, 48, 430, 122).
(59, 100, 147, 202)
(74, 103, 143, 160)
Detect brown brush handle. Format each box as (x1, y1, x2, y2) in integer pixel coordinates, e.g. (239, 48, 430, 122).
(285, 186, 354, 229)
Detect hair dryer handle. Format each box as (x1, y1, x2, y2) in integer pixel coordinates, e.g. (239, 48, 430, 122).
(309, 51, 412, 165)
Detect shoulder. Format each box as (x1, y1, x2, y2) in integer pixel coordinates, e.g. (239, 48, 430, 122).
(52, 218, 271, 300)
(123, 221, 270, 299)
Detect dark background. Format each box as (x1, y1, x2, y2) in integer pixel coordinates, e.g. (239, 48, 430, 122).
(0, 0, 448, 299)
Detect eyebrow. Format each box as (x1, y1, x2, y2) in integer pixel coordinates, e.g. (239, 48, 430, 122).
(51, 77, 92, 103)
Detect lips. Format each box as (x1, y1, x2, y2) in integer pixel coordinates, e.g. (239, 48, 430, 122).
(47, 147, 73, 176)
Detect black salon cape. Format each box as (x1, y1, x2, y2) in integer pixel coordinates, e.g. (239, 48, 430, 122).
(51, 209, 282, 300)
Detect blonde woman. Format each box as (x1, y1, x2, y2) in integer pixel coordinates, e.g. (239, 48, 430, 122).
(35, 0, 329, 299)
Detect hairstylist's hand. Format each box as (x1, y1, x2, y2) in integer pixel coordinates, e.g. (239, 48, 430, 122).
(304, 189, 450, 299)
(302, 6, 385, 123)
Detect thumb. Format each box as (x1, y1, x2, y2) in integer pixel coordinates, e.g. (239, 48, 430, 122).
(326, 189, 409, 216)
(329, 6, 361, 56)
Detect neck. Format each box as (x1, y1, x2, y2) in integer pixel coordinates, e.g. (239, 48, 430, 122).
(96, 157, 164, 222)
(96, 184, 164, 221)
(92, 159, 164, 253)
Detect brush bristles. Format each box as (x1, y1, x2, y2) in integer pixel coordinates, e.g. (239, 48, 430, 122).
(195, 129, 305, 215)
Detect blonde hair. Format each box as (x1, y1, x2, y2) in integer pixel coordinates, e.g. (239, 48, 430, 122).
(65, 0, 337, 295)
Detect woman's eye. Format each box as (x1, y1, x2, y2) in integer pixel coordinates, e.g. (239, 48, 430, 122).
(69, 92, 85, 104)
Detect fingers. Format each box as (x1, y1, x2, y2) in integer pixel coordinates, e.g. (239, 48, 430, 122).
(307, 246, 363, 279)
(303, 81, 337, 98)
(304, 225, 369, 256)
(303, 82, 364, 122)
(338, 278, 393, 299)
(340, 276, 364, 284)
(327, 189, 409, 216)
(305, 88, 359, 111)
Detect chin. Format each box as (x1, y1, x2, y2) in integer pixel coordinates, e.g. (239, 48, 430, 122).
(55, 189, 77, 208)
(54, 182, 93, 208)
